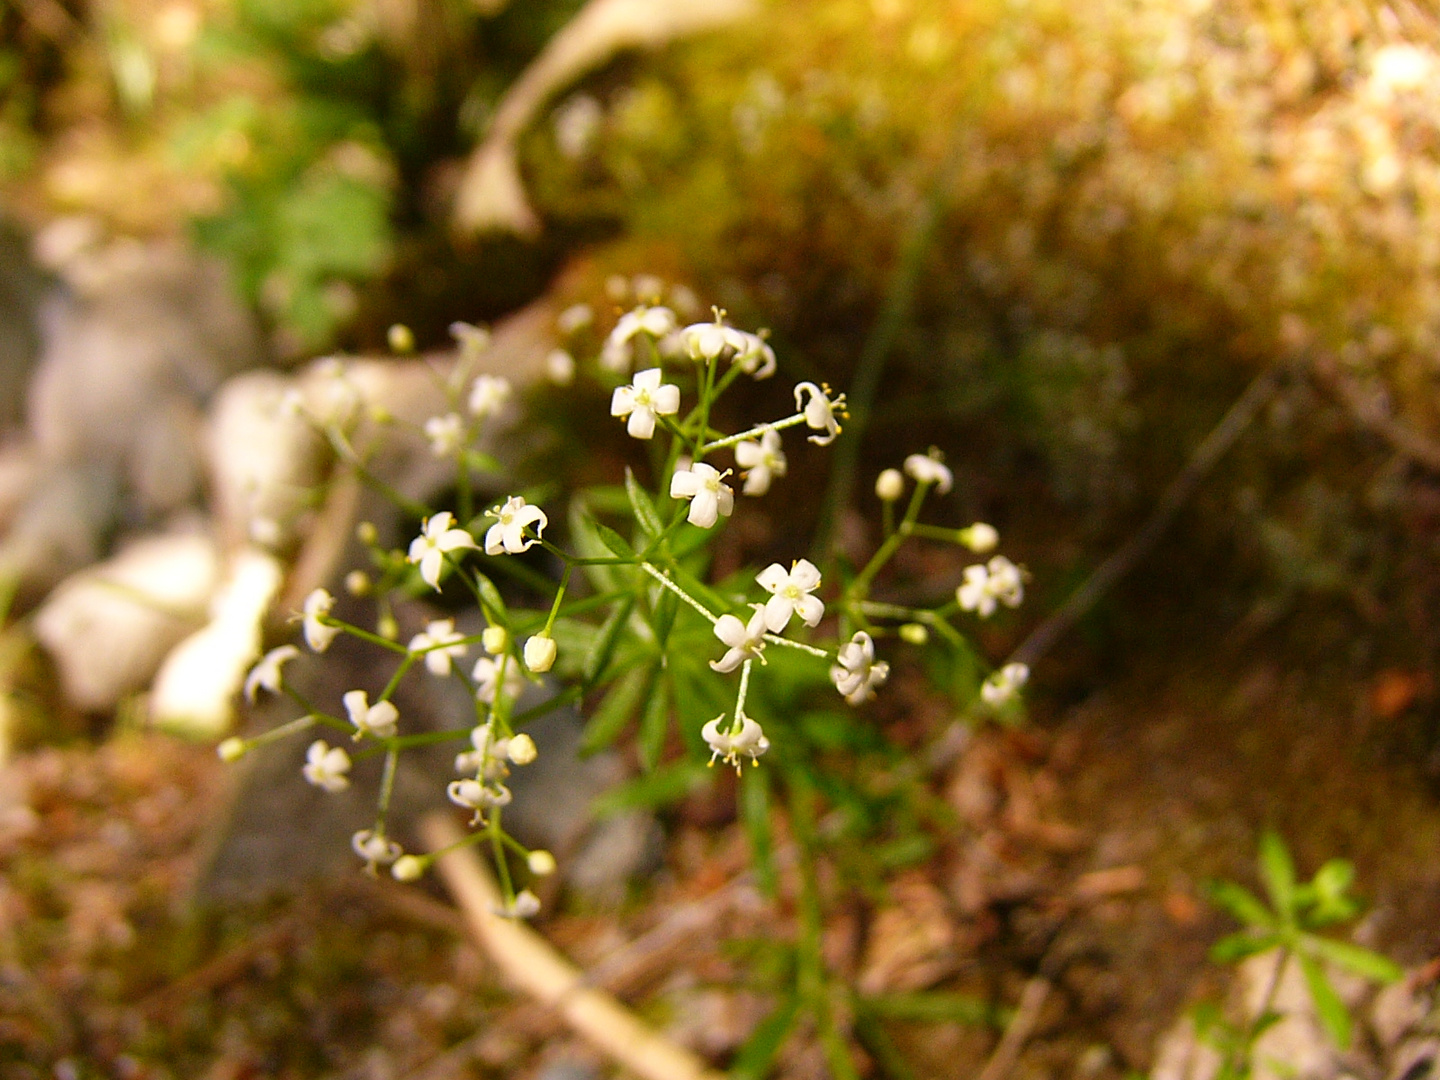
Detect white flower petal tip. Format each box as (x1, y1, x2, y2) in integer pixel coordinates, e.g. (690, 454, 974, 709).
(407, 512, 477, 590)
(830, 631, 890, 705)
(343, 689, 400, 740)
(244, 645, 300, 702)
(670, 463, 734, 529)
(709, 606, 768, 673)
(408, 619, 468, 676)
(484, 497, 549, 555)
(756, 559, 824, 633)
(301, 589, 339, 653)
(701, 713, 771, 773)
(793, 382, 847, 445)
(303, 740, 352, 792)
(735, 427, 787, 496)
(610, 368, 680, 440)
(904, 449, 953, 494)
(600, 304, 677, 373)
(981, 663, 1030, 708)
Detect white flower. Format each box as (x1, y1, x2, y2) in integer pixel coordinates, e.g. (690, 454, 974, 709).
(961, 523, 999, 553)
(447, 778, 512, 823)
(670, 463, 735, 528)
(524, 634, 557, 673)
(450, 321, 491, 360)
(610, 368, 681, 439)
(710, 605, 768, 673)
(424, 413, 466, 457)
(701, 713, 771, 772)
(556, 303, 593, 335)
(600, 304, 677, 373)
(352, 829, 402, 871)
(302, 588, 340, 653)
(831, 631, 890, 705)
(408, 512, 477, 590)
(244, 645, 300, 702)
(981, 662, 1030, 707)
(794, 382, 846, 445)
(545, 348, 575, 385)
(344, 689, 400, 739)
(756, 559, 824, 633)
(408, 618, 468, 676)
(303, 740, 352, 792)
(875, 468, 904, 501)
(904, 449, 953, 494)
(677, 320, 776, 378)
(734, 427, 787, 495)
(499, 889, 541, 919)
(956, 555, 1024, 618)
(468, 374, 512, 419)
(484, 496, 548, 555)
(472, 654, 526, 705)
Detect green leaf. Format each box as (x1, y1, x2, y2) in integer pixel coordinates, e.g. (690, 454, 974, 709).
(1259, 832, 1297, 918)
(638, 668, 669, 770)
(1298, 952, 1350, 1049)
(594, 522, 636, 560)
(589, 761, 708, 817)
(728, 995, 798, 1080)
(583, 595, 636, 684)
(859, 992, 1003, 1026)
(1306, 938, 1403, 984)
(1210, 931, 1281, 964)
(650, 586, 678, 650)
(1205, 880, 1275, 929)
(472, 571, 508, 626)
(625, 467, 664, 539)
(580, 665, 646, 754)
(741, 764, 776, 896)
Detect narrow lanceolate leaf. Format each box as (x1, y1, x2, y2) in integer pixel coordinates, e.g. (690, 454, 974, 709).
(1210, 931, 1281, 964)
(1299, 951, 1351, 1049)
(625, 467, 664, 538)
(1205, 880, 1275, 929)
(584, 595, 636, 684)
(594, 522, 636, 560)
(1259, 831, 1297, 917)
(580, 665, 647, 754)
(473, 571, 508, 625)
(638, 668, 669, 771)
(728, 994, 799, 1080)
(1307, 938, 1404, 984)
(741, 763, 775, 897)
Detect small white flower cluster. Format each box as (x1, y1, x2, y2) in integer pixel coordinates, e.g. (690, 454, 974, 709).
(831, 631, 890, 705)
(702, 713, 770, 773)
(449, 723, 538, 824)
(957, 555, 1025, 618)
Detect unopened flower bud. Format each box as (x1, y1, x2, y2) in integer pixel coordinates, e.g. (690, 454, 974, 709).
(357, 521, 379, 546)
(392, 855, 425, 881)
(524, 634, 557, 673)
(388, 323, 415, 354)
(507, 733, 537, 765)
(899, 623, 929, 645)
(377, 613, 399, 640)
(875, 469, 904, 502)
(961, 523, 999, 553)
(217, 737, 247, 762)
(482, 626, 508, 654)
(527, 850, 556, 876)
(345, 570, 371, 596)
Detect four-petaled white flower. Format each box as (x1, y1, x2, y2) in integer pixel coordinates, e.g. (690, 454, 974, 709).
(670, 463, 734, 528)
(600, 304, 677, 372)
(701, 713, 770, 772)
(610, 368, 680, 439)
(447, 778, 513, 823)
(556, 303, 593, 335)
(794, 382, 846, 445)
(352, 829, 402, 871)
(302, 588, 340, 653)
(425, 413, 466, 457)
(957, 555, 1025, 618)
(831, 631, 890, 705)
(245, 645, 300, 702)
(408, 618, 468, 676)
(472, 654, 526, 705)
(734, 427, 787, 495)
(302, 740, 352, 792)
(468, 374, 512, 419)
(408, 512, 477, 590)
(981, 662, 1030, 707)
(710, 605, 768, 673)
(484, 496, 548, 555)
(344, 689, 400, 740)
(756, 559, 824, 633)
(904, 449, 953, 494)
(678, 320, 777, 379)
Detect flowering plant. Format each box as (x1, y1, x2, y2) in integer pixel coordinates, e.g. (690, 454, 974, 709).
(221, 294, 1031, 1075)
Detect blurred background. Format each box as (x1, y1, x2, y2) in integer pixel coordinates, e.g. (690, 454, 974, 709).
(2, 1, 1440, 1077)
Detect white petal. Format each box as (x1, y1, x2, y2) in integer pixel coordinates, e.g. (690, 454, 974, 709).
(795, 594, 825, 627)
(688, 489, 719, 528)
(763, 594, 794, 634)
(670, 470, 700, 498)
(611, 386, 636, 417)
(627, 407, 657, 439)
(714, 614, 748, 648)
(756, 564, 789, 593)
(790, 559, 821, 590)
(651, 384, 680, 415)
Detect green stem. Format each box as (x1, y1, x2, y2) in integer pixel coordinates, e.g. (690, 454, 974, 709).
(700, 412, 809, 456)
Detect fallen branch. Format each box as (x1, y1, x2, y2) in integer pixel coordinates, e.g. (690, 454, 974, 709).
(421, 812, 726, 1080)
(975, 975, 1052, 1080)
